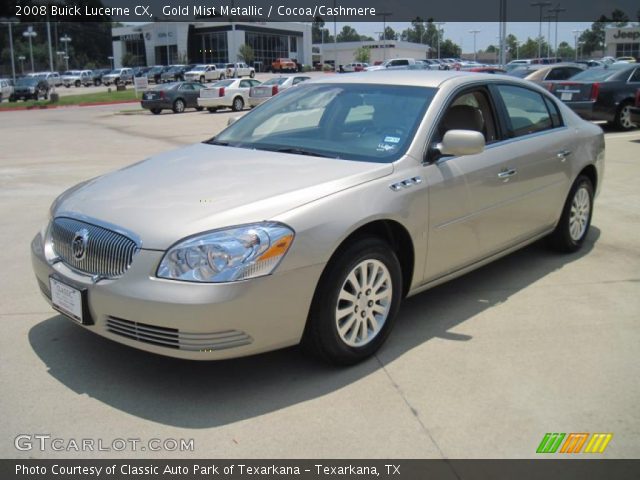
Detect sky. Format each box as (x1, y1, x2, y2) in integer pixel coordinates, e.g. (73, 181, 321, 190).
(332, 22, 595, 52)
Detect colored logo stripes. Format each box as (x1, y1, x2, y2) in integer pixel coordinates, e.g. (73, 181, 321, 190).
(537, 433, 613, 454)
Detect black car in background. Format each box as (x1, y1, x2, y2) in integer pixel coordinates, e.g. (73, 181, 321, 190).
(548, 63, 640, 130)
(140, 81, 205, 114)
(160, 65, 195, 83)
(144, 66, 168, 84)
(133, 66, 152, 78)
(10, 77, 50, 101)
(91, 68, 111, 86)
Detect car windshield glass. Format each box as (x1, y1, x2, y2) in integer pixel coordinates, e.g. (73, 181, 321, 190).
(16, 78, 37, 86)
(211, 83, 436, 163)
(262, 78, 289, 86)
(507, 68, 534, 78)
(569, 66, 629, 81)
(212, 79, 234, 87)
(191, 66, 206, 71)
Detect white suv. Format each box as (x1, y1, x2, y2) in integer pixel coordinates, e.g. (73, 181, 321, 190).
(184, 64, 226, 83)
(225, 63, 256, 78)
(61, 70, 93, 87)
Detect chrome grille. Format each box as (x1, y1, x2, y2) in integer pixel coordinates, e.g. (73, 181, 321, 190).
(50, 217, 138, 278)
(106, 317, 253, 352)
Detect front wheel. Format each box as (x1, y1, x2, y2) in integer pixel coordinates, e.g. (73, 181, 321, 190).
(207, 107, 218, 113)
(200, 76, 205, 84)
(195, 106, 204, 111)
(150, 108, 161, 115)
(549, 175, 594, 252)
(172, 98, 185, 113)
(250, 71, 255, 78)
(302, 237, 403, 365)
(231, 96, 244, 111)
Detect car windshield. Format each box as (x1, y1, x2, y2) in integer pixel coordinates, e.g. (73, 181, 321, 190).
(16, 77, 38, 86)
(211, 83, 436, 163)
(569, 65, 631, 81)
(262, 77, 289, 86)
(212, 79, 235, 87)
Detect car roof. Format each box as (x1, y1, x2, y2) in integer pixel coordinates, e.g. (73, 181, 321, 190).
(307, 70, 498, 88)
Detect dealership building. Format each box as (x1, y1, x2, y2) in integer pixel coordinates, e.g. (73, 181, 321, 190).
(314, 40, 431, 67)
(605, 26, 640, 59)
(111, 22, 312, 69)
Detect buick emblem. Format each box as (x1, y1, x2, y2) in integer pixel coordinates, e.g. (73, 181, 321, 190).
(72, 228, 89, 261)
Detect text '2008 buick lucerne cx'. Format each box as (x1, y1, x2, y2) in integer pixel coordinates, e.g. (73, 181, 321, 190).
(31, 71, 604, 365)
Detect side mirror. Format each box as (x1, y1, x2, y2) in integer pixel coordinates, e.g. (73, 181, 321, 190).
(227, 116, 242, 126)
(436, 130, 485, 157)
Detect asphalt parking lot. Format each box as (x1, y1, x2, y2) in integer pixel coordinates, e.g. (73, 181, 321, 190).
(0, 104, 638, 459)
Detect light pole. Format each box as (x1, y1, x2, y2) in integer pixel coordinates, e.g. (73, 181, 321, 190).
(544, 14, 553, 57)
(23, 26, 37, 72)
(377, 12, 392, 62)
(531, 2, 551, 59)
(0, 18, 18, 81)
(469, 30, 481, 62)
(435, 22, 445, 59)
(572, 29, 582, 61)
(60, 34, 71, 70)
(18, 55, 26, 74)
(56, 50, 64, 70)
(549, 5, 566, 58)
(108, 56, 114, 70)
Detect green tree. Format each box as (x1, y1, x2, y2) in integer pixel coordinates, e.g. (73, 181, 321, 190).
(312, 16, 334, 44)
(439, 39, 461, 58)
(354, 46, 370, 63)
(485, 45, 497, 53)
(505, 33, 519, 60)
(238, 44, 255, 64)
(578, 9, 631, 56)
(556, 41, 575, 60)
(400, 17, 438, 45)
(379, 26, 398, 41)
(337, 25, 362, 42)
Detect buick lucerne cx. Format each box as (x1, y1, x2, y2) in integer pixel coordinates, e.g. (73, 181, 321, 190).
(31, 71, 604, 365)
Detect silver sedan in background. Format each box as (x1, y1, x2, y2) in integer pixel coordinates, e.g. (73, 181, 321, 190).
(31, 71, 604, 365)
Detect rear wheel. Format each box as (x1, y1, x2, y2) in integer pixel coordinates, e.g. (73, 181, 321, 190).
(200, 76, 205, 83)
(302, 237, 403, 365)
(207, 107, 218, 113)
(195, 106, 204, 112)
(250, 71, 255, 78)
(219, 74, 225, 80)
(549, 175, 594, 252)
(172, 98, 185, 113)
(150, 108, 161, 115)
(613, 102, 635, 130)
(231, 96, 244, 112)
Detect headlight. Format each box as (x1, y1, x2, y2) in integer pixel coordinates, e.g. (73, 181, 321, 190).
(157, 222, 294, 283)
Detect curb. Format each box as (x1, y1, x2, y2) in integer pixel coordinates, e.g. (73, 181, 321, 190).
(0, 99, 139, 113)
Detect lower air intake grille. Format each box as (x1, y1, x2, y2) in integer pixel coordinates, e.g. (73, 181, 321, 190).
(106, 317, 252, 352)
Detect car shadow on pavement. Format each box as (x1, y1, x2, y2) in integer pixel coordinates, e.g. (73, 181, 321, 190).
(28, 228, 600, 428)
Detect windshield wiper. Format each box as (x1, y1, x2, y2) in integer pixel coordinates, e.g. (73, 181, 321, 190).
(271, 147, 336, 158)
(206, 138, 230, 146)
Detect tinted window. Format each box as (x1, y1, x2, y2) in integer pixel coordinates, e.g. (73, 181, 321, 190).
(496, 85, 553, 137)
(543, 96, 563, 128)
(570, 66, 631, 82)
(629, 69, 640, 82)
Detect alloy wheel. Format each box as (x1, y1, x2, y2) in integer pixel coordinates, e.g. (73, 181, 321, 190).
(569, 186, 591, 241)
(335, 259, 393, 347)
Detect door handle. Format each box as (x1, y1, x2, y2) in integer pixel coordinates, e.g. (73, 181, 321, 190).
(497, 168, 517, 179)
(557, 150, 572, 159)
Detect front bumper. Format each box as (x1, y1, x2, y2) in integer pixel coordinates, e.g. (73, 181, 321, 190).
(197, 97, 229, 108)
(31, 232, 322, 360)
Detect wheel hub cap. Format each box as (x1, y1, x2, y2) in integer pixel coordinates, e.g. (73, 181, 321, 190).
(335, 259, 392, 347)
(569, 186, 591, 241)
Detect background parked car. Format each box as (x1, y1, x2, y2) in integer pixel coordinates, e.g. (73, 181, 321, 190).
(630, 88, 640, 126)
(342, 62, 368, 72)
(225, 62, 255, 78)
(366, 58, 418, 71)
(507, 64, 585, 86)
(184, 64, 226, 83)
(102, 68, 134, 86)
(161, 65, 196, 83)
(90, 68, 111, 86)
(548, 63, 640, 130)
(144, 66, 169, 84)
(10, 77, 49, 101)
(271, 58, 297, 73)
(197, 78, 261, 112)
(35, 72, 61, 87)
(248, 75, 311, 107)
(61, 70, 93, 87)
(0, 78, 14, 102)
(140, 81, 205, 114)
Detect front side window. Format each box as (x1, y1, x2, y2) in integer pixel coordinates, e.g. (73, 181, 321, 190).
(496, 85, 553, 137)
(213, 84, 436, 163)
(437, 89, 499, 144)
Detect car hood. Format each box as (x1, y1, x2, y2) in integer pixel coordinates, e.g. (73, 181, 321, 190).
(53, 143, 393, 250)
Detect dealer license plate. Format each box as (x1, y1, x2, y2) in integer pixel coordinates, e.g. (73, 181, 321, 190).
(560, 92, 573, 101)
(50, 277, 84, 324)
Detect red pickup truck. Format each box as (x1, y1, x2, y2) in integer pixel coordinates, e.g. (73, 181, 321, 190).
(272, 58, 297, 73)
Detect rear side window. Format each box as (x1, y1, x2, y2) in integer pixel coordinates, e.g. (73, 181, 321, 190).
(543, 96, 563, 128)
(630, 68, 640, 82)
(496, 85, 553, 137)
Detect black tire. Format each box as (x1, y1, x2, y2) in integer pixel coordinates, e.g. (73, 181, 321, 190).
(74, 80, 80, 87)
(150, 108, 162, 115)
(207, 107, 218, 113)
(114, 78, 121, 87)
(94, 80, 101, 86)
(220, 74, 225, 80)
(302, 237, 403, 365)
(195, 106, 204, 111)
(172, 98, 185, 113)
(199, 76, 205, 84)
(613, 101, 635, 131)
(65, 84, 70, 88)
(250, 71, 255, 78)
(549, 175, 594, 253)
(231, 96, 244, 112)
